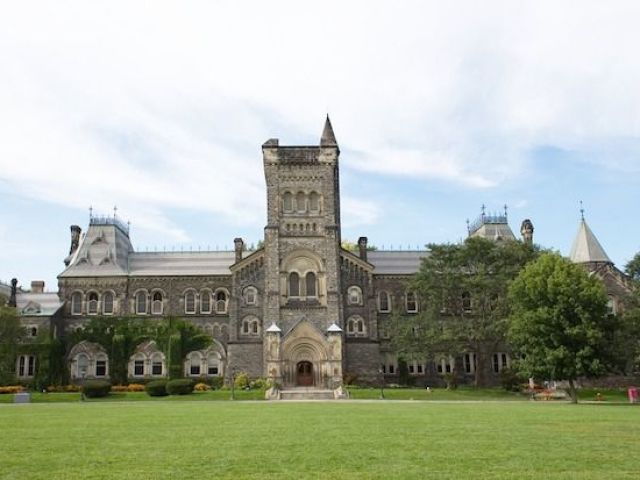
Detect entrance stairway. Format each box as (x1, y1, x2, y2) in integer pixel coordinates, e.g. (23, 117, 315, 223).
(278, 387, 336, 401)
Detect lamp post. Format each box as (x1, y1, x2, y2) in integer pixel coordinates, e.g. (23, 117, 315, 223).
(379, 366, 385, 400)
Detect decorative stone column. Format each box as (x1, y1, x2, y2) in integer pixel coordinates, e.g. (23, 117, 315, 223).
(264, 323, 283, 390)
(326, 323, 344, 390)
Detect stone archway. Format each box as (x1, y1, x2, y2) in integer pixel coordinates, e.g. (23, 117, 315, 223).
(281, 320, 331, 388)
(296, 361, 313, 386)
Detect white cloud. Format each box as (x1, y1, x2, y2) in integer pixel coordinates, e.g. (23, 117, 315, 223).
(1, 0, 640, 240)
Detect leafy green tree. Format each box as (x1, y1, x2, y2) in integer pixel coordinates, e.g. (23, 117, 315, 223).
(0, 306, 25, 384)
(507, 253, 618, 403)
(392, 237, 540, 386)
(625, 252, 640, 281)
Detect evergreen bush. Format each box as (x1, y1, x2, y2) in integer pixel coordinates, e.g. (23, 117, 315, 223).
(166, 379, 195, 395)
(234, 372, 249, 389)
(145, 380, 169, 397)
(82, 380, 111, 398)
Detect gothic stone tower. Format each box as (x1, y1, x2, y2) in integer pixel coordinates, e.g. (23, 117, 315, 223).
(261, 117, 344, 388)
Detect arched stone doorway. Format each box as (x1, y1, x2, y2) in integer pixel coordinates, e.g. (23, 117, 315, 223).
(296, 361, 313, 386)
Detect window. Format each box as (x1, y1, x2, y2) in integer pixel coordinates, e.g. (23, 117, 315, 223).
(135, 291, 148, 315)
(207, 355, 220, 376)
(215, 291, 228, 314)
(346, 316, 366, 337)
(17, 355, 36, 378)
(151, 291, 163, 315)
(305, 272, 317, 297)
(241, 316, 260, 336)
(296, 191, 306, 213)
(184, 291, 196, 314)
(464, 353, 476, 374)
(462, 292, 472, 312)
(244, 286, 257, 305)
(289, 272, 300, 297)
(606, 296, 616, 315)
(71, 292, 82, 315)
(95, 356, 107, 377)
(134, 358, 144, 376)
(283, 192, 293, 212)
(77, 354, 89, 378)
(406, 292, 418, 313)
(151, 354, 163, 376)
(347, 286, 362, 305)
(436, 356, 454, 374)
(378, 291, 391, 313)
(187, 353, 201, 376)
(492, 353, 510, 373)
(30, 327, 38, 337)
(87, 292, 99, 315)
(103, 292, 114, 315)
(200, 291, 212, 314)
(407, 360, 425, 375)
(309, 192, 320, 212)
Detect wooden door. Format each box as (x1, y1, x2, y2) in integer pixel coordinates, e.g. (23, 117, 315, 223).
(296, 361, 313, 386)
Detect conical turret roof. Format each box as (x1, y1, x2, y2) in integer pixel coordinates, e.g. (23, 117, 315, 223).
(569, 219, 612, 264)
(320, 115, 338, 146)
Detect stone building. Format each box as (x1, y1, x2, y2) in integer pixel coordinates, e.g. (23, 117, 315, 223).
(7, 118, 635, 391)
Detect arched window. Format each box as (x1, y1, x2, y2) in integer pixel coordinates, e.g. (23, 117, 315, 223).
(30, 327, 38, 337)
(378, 291, 391, 313)
(151, 353, 164, 376)
(16, 355, 36, 378)
(103, 292, 114, 315)
(186, 352, 202, 376)
(87, 292, 99, 315)
(305, 272, 317, 297)
(346, 316, 366, 337)
(135, 291, 148, 315)
(215, 291, 228, 314)
(435, 356, 454, 374)
(71, 292, 82, 315)
(207, 354, 220, 376)
(241, 316, 260, 336)
(289, 272, 300, 297)
(347, 286, 362, 305)
(200, 290, 212, 314)
(406, 292, 418, 313)
(151, 291, 163, 315)
(244, 286, 257, 306)
(283, 192, 294, 212)
(309, 192, 320, 212)
(296, 192, 306, 213)
(77, 353, 89, 378)
(185, 291, 196, 314)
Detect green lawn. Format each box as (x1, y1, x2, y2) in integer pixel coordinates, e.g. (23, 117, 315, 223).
(1, 401, 639, 479)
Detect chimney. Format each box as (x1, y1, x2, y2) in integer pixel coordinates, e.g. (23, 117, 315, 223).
(70, 225, 81, 254)
(234, 238, 244, 263)
(31, 281, 45, 294)
(520, 219, 534, 245)
(9, 278, 17, 307)
(358, 236, 368, 262)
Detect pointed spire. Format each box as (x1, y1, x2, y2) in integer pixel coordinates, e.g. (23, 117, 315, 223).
(569, 217, 612, 264)
(320, 114, 338, 147)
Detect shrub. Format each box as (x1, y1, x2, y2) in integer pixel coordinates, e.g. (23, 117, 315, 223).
(209, 376, 224, 390)
(145, 380, 168, 397)
(82, 380, 111, 398)
(234, 372, 249, 389)
(250, 377, 269, 390)
(194, 382, 209, 392)
(501, 368, 525, 392)
(64, 384, 81, 392)
(127, 383, 145, 392)
(343, 372, 359, 386)
(111, 385, 129, 393)
(166, 379, 195, 395)
(0, 385, 24, 394)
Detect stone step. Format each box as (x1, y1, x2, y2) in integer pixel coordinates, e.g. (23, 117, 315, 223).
(279, 388, 336, 400)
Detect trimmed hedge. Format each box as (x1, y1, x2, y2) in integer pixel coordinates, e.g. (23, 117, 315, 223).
(166, 379, 195, 395)
(145, 380, 169, 397)
(82, 380, 111, 398)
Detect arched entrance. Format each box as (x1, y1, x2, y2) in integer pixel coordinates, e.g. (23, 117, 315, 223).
(296, 361, 313, 386)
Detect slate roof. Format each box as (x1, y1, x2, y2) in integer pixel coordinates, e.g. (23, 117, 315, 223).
(367, 251, 429, 275)
(569, 219, 612, 264)
(128, 251, 237, 276)
(16, 292, 63, 316)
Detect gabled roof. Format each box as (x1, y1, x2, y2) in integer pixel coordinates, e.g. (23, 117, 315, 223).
(16, 292, 63, 317)
(367, 251, 429, 275)
(569, 219, 612, 264)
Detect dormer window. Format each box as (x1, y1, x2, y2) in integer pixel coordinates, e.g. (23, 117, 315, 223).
(87, 292, 99, 315)
(151, 292, 163, 315)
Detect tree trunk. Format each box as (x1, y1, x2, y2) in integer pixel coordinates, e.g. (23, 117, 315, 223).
(567, 378, 578, 404)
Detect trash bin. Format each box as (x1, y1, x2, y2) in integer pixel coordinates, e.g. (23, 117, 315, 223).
(628, 387, 638, 404)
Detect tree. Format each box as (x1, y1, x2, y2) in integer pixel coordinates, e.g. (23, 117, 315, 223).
(391, 237, 540, 387)
(626, 252, 640, 281)
(507, 252, 617, 403)
(0, 306, 26, 384)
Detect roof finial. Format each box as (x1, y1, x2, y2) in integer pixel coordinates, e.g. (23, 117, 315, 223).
(89, 205, 93, 219)
(466, 218, 470, 234)
(320, 114, 338, 146)
(504, 204, 508, 218)
(481, 204, 486, 218)
(579, 200, 585, 221)
(113, 205, 118, 218)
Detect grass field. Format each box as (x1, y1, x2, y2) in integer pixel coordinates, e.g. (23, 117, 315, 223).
(1, 401, 639, 479)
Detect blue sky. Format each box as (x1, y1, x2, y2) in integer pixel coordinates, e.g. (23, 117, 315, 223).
(1, 1, 640, 290)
